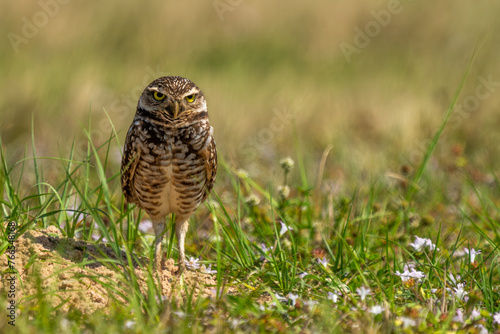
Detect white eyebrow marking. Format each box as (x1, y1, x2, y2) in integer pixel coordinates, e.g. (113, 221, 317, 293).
(184, 87, 199, 96)
(147, 87, 161, 93)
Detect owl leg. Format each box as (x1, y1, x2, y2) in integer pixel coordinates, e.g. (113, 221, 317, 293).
(153, 219, 166, 271)
(174, 215, 190, 275)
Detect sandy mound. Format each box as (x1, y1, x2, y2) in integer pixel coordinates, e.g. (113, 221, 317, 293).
(0, 226, 219, 314)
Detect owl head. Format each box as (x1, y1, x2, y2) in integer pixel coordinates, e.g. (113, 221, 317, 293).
(137, 76, 207, 124)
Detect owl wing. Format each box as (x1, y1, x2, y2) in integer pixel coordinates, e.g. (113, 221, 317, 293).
(200, 127, 217, 202)
(121, 126, 141, 204)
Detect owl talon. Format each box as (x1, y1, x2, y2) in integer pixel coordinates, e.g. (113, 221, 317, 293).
(175, 264, 186, 276)
(155, 259, 166, 272)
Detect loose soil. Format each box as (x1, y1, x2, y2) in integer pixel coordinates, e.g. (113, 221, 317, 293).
(0, 226, 219, 314)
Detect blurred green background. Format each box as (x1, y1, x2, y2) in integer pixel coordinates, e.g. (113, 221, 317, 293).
(1, 0, 499, 182)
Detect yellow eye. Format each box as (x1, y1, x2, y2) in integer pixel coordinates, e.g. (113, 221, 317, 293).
(185, 94, 196, 103)
(153, 91, 166, 101)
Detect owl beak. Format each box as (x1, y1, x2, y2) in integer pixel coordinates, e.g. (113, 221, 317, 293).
(173, 100, 180, 118)
(166, 100, 180, 118)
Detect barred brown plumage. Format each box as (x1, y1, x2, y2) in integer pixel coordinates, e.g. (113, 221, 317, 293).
(121, 76, 217, 274)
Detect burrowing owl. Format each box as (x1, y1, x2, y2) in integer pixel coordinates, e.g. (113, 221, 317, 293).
(121, 76, 217, 274)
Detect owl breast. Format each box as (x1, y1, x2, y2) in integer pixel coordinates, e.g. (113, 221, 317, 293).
(128, 117, 211, 219)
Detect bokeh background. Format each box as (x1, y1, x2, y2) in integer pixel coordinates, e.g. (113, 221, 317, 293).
(2, 0, 500, 185)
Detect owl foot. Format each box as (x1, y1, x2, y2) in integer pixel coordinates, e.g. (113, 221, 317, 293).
(174, 263, 186, 276)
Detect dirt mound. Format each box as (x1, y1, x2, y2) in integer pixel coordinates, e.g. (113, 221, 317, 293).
(0, 226, 218, 314)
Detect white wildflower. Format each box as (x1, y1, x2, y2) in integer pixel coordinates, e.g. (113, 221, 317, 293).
(201, 264, 217, 274)
(409, 236, 438, 251)
(356, 286, 371, 301)
(274, 293, 287, 301)
(260, 243, 273, 254)
(124, 320, 136, 329)
(409, 236, 427, 251)
(448, 273, 461, 285)
(395, 266, 426, 282)
(454, 248, 466, 257)
(66, 203, 85, 223)
(369, 305, 384, 315)
(236, 169, 249, 179)
(464, 248, 481, 263)
(279, 157, 295, 172)
(452, 309, 464, 323)
(279, 221, 293, 236)
(245, 194, 260, 206)
(403, 263, 415, 270)
(287, 293, 299, 306)
(298, 272, 308, 278)
(317, 257, 329, 268)
(327, 291, 338, 303)
(185, 257, 200, 270)
(303, 299, 318, 308)
(229, 318, 241, 329)
(60, 318, 70, 330)
(400, 317, 416, 328)
(493, 312, 500, 325)
(206, 199, 220, 211)
(173, 311, 186, 319)
(475, 324, 488, 334)
(453, 283, 468, 301)
(410, 270, 426, 280)
(278, 185, 291, 199)
(138, 220, 153, 234)
(470, 308, 481, 320)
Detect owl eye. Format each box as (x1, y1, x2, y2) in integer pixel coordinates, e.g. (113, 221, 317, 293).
(153, 91, 166, 101)
(185, 94, 196, 103)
